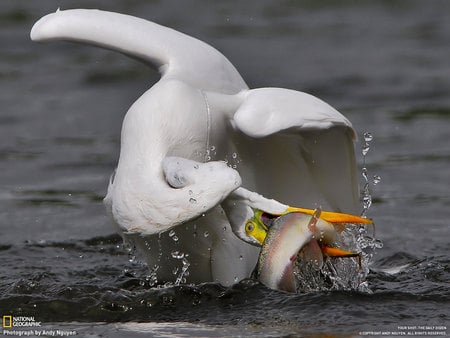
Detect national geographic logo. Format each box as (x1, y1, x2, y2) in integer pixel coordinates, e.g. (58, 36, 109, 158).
(2, 316, 41, 328)
(2, 316, 12, 329)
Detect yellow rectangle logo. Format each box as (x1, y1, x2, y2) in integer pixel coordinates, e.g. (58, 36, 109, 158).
(3, 315, 12, 328)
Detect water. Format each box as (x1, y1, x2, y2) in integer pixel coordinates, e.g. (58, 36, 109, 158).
(1, 0, 449, 336)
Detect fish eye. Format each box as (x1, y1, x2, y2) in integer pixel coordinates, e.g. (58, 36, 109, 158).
(245, 221, 255, 233)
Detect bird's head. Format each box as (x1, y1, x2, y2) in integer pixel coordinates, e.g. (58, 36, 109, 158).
(221, 188, 287, 246)
(243, 209, 274, 245)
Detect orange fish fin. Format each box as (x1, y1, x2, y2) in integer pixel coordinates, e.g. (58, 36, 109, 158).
(321, 245, 362, 269)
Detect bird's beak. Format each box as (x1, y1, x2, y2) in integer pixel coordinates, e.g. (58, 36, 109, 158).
(251, 206, 373, 247)
(284, 206, 372, 225)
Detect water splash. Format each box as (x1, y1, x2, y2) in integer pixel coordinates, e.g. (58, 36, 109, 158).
(360, 131, 381, 218)
(175, 257, 191, 286)
(124, 241, 138, 264)
(294, 223, 382, 293)
(292, 132, 383, 293)
(145, 264, 159, 287)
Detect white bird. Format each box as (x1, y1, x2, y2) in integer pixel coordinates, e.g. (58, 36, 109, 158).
(31, 9, 364, 286)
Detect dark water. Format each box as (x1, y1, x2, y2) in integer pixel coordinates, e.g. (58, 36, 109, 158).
(1, 0, 449, 337)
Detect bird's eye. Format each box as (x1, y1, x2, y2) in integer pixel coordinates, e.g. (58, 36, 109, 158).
(245, 222, 255, 233)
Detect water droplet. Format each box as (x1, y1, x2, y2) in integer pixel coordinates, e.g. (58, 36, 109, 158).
(319, 231, 325, 240)
(171, 250, 185, 259)
(206, 155, 211, 161)
(193, 164, 199, 169)
(203, 231, 209, 238)
(363, 132, 373, 142)
(223, 226, 227, 231)
(144, 241, 151, 251)
(239, 255, 243, 260)
(373, 175, 382, 185)
(362, 195, 372, 210)
(172, 235, 179, 242)
(232, 152, 237, 159)
(362, 145, 370, 156)
(210, 146, 216, 151)
(361, 167, 368, 182)
(189, 198, 197, 204)
(188, 190, 193, 195)
(374, 239, 383, 249)
(363, 182, 370, 193)
(174, 256, 191, 285)
(168, 229, 176, 237)
(232, 164, 237, 169)
(234, 276, 238, 282)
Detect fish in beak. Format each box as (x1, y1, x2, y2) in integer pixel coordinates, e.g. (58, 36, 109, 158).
(245, 206, 373, 246)
(255, 209, 361, 293)
(223, 187, 373, 247)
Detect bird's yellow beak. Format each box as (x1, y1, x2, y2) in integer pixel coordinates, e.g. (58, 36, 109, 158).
(285, 206, 373, 225)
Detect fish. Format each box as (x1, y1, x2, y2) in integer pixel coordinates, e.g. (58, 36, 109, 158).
(256, 209, 361, 293)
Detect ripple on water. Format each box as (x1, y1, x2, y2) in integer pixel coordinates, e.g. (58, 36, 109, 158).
(0, 235, 447, 333)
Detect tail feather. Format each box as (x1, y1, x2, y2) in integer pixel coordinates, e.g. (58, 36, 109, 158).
(31, 9, 247, 93)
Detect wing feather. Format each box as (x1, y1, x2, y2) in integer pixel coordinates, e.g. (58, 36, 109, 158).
(232, 88, 360, 213)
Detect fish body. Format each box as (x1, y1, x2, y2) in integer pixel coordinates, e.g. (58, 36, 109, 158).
(257, 211, 336, 292)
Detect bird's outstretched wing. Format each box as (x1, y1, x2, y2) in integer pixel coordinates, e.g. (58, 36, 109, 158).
(31, 9, 247, 94)
(234, 88, 354, 138)
(232, 88, 360, 214)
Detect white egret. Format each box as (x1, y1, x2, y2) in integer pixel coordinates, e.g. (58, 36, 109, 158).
(31, 9, 365, 286)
